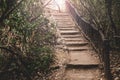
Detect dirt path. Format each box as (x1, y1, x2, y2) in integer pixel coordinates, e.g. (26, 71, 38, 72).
(44, 1, 105, 80)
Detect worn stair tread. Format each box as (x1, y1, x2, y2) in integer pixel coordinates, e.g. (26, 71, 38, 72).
(64, 39, 86, 43)
(54, 18, 72, 20)
(65, 68, 100, 80)
(55, 19, 73, 21)
(65, 77, 95, 80)
(53, 15, 69, 17)
(61, 34, 82, 38)
(66, 78, 95, 80)
(51, 13, 69, 16)
(57, 21, 74, 24)
(57, 45, 91, 51)
(52, 13, 69, 16)
(60, 30, 79, 33)
(58, 27, 75, 29)
(67, 46, 91, 51)
(60, 31, 79, 35)
(51, 12, 69, 15)
(54, 16, 71, 19)
(63, 38, 85, 41)
(57, 22, 74, 25)
(53, 16, 70, 19)
(58, 26, 76, 29)
(54, 18, 72, 21)
(68, 51, 99, 65)
(65, 41, 88, 46)
(57, 25, 75, 28)
(58, 28, 76, 30)
(57, 24, 76, 27)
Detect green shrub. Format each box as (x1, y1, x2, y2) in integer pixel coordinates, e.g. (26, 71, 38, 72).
(0, 0, 55, 79)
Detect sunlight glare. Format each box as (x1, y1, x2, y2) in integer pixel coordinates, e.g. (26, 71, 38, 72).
(55, 0, 66, 11)
(55, 0, 65, 6)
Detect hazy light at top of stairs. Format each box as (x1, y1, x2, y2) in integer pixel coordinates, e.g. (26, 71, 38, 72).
(55, 0, 66, 11)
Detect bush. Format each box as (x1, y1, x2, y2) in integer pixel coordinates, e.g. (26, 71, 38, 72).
(0, 0, 55, 79)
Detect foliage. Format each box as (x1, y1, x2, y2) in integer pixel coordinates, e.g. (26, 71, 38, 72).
(112, 0, 120, 34)
(70, 0, 120, 47)
(0, 0, 55, 79)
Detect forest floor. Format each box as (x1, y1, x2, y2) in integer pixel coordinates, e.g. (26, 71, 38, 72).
(110, 51, 120, 80)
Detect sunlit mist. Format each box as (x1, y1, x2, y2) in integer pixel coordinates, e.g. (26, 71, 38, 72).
(55, 0, 65, 6)
(55, 0, 66, 11)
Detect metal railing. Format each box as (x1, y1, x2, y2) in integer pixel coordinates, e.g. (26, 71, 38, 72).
(65, 1, 113, 80)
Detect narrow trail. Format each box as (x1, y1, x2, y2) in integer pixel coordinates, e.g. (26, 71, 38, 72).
(44, 1, 104, 80)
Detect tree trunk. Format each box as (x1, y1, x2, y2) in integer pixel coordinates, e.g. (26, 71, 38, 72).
(103, 40, 113, 80)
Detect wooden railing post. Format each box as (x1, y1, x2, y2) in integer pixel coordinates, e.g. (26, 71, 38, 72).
(103, 39, 113, 80)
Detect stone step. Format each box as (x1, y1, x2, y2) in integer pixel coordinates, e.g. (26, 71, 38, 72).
(58, 27, 76, 30)
(66, 77, 95, 80)
(53, 15, 69, 17)
(57, 24, 76, 27)
(51, 13, 69, 16)
(54, 16, 71, 20)
(65, 68, 100, 80)
(67, 51, 100, 66)
(63, 38, 85, 41)
(57, 22, 76, 26)
(65, 42, 88, 46)
(54, 17, 71, 20)
(58, 27, 80, 33)
(56, 21, 74, 23)
(60, 31, 79, 35)
(57, 22, 74, 25)
(53, 15, 70, 18)
(67, 46, 91, 51)
(57, 25, 75, 28)
(61, 34, 82, 38)
(55, 19, 73, 22)
(57, 26, 76, 29)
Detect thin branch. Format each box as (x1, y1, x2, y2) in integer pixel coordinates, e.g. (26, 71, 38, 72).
(0, 0, 25, 23)
(43, 0, 52, 8)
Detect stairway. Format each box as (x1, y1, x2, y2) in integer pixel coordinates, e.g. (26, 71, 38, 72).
(54, 12, 101, 80)
(44, 2, 104, 80)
